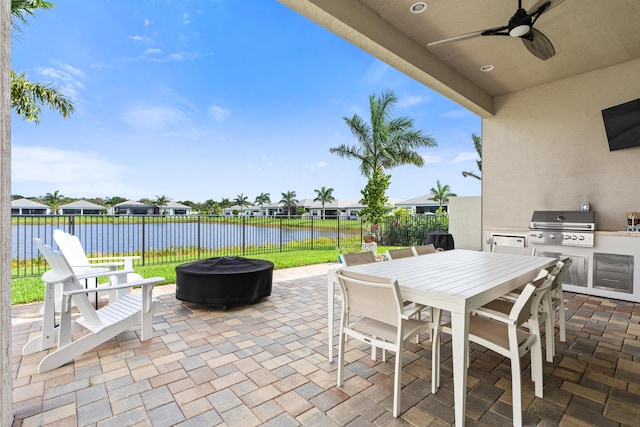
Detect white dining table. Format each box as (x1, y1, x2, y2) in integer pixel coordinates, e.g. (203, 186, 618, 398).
(326, 249, 556, 426)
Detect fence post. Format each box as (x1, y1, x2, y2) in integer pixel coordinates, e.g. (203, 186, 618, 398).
(242, 215, 246, 256)
(337, 215, 340, 249)
(197, 216, 201, 260)
(310, 215, 314, 250)
(141, 216, 146, 266)
(279, 216, 283, 253)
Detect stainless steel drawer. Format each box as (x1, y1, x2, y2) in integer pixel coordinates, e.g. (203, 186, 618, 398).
(593, 253, 633, 293)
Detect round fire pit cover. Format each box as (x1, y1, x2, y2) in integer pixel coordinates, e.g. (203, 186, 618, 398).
(175, 256, 274, 309)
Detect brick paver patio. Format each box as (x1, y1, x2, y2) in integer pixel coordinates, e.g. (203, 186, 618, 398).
(10, 262, 640, 426)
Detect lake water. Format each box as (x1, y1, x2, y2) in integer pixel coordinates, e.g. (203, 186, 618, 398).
(12, 221, 352, 259)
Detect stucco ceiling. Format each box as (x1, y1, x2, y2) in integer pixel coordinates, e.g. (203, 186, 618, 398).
(279, 0, 640, 117)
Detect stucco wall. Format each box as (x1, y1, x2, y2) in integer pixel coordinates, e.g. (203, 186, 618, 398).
(448, 196, 481, 250)
(483, 58, 640, 232)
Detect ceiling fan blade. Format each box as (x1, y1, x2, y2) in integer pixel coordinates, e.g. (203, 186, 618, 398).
(428, 23, 509, 47)
(427, 30, 485, 47)
(530, 0, 566, 14)
(522, 28, 555, 60)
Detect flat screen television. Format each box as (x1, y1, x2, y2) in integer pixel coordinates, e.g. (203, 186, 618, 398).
(601, 98, 640, 151)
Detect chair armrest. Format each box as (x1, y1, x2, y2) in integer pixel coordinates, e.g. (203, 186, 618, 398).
(71, 262, 123, 269)
(75, 269, 135, 281)
(401, 303, 427, 319)
(42, 270, 73, 284)
(472, 307, 515, 325)
(88, 256, 140, 262)
(62, 277, 165, 296)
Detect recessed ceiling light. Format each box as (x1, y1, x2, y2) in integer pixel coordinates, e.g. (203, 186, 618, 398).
(480, 65, 494, 72)
(410, 2, 427, 14)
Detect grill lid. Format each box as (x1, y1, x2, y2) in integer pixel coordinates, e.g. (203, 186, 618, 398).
(530, 210, 596, 231)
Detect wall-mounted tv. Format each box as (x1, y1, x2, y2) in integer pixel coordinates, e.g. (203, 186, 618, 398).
(601, 98, 640, 151)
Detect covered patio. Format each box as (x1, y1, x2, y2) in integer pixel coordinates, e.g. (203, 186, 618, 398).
(11, 264, 640, 426)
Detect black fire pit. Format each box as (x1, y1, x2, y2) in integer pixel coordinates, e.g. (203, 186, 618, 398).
(175, 256, 274, 309)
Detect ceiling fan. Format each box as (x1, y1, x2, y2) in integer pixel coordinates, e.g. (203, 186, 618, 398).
(427, 0, 566, 61)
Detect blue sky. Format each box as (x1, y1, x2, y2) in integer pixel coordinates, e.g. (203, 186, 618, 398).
(11, 0, 481, 204)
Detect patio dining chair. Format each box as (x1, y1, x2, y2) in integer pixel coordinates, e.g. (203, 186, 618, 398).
(436, 273, 555, 427)
(411, 244, 436, 255)
(335, 269, 437, 418)
(339, 250, 424, 357)
(548, 257, 573, 349)
(340, 251, 377, 266)
(479, 261, 565, 362)
(492, 244, 536, 256)
(385, 247, 415, 260)
(24, 238, 165, 373)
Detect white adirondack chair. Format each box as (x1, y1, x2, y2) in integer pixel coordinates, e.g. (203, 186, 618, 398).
(24, 238, 164, 373)
(53, 229, 143, 305)
(53, 229, 142, 279)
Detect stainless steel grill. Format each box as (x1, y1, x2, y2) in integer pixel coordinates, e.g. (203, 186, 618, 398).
(529, 210, 596, 247)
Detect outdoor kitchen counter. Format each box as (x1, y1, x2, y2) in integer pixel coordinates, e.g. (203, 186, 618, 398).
(597, 231, 640, 236)
(484, 228, 640, 302)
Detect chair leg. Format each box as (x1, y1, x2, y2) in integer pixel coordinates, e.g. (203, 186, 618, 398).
(393, 347, 403, 418)
(510, 356, 523, 427)
(531, 337, 544, 398)
(431, 308, 442, 394)
(543, 298, 555, 362)
(557, 293, 567, 342)
(337, 328, 346, 387)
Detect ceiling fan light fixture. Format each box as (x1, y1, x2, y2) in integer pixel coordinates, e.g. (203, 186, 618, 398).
(410, 2, 427, 14)
(509, 24, 531, 37)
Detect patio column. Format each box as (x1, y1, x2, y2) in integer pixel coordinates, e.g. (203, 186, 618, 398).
(0, 0, 12, 424)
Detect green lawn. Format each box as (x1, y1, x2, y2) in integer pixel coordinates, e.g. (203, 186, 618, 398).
(11, 246, 399, 305)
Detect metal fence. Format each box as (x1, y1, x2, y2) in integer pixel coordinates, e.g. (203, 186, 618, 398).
(12, 213, 448, 278)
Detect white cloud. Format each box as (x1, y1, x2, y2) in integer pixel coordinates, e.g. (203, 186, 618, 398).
(450, 152, 479, 164)
(36, 63, 86, 103)
(143, 51, 199, 63)
(144, 19, 152, 26)
(248, 159, 275, 170)
(361, 60, 389, 86)
(422, 155, 442, 164)
(120, 104, 193, 130)
(143, 48, 162, 55)
(208, 105, 231, 122)
(397, 95, 426, 108)
(440, 109, 469, 119)
(12, 145, 135, 197)
(305, 161, 329, 170)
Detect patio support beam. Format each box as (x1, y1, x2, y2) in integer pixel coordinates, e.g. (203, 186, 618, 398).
(0, 0, 12, 424)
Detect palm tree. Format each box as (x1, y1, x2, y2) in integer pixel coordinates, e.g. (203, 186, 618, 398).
(104, 196, 126, 207)
(429, 180, 457, 209)
(42, 190, 64, 214)
(313, 186, 335, 220)
(254, 192, 271, 216)
(330, 90, 437, 178)
(219, 198, 232, 215)
(233, 193, 250, 214)
(204, 199, 218, 215)
(279, 191, 298, 218)
(330, 90, 437, 229)
(11, 0, 75, 124)
(154, 195, 169, 215)
(462, 133, 482, 180)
